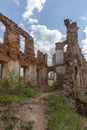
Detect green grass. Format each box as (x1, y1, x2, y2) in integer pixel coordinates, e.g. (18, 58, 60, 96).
(48, 80, 54, 86)
(0, 75, 38, 102)
(47, 92, 84, 130)
(16, 87, 38, 98)
(0, 94, 29, 102)
(0, 87, 38, 102)
(1, 112, 19, 130)
(21, 122, 33, 130)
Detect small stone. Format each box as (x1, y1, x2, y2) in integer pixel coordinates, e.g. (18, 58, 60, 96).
(29, 105, 33, 110)
(84, 123, 87, 128)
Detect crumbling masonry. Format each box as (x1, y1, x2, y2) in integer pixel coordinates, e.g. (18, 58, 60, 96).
(0, 13, 87, 95)
(0, 13, 47, 85)
(53, 19, 87, 96)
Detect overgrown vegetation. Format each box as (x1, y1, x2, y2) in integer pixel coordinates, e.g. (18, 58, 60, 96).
(78, 92, 87, 102)
(0, 94, 29, 102)
(0, 72, 38, 102)
(47, 92, 84, 130)
(21, 121, 34, 130)
(1, 112, 19, 130)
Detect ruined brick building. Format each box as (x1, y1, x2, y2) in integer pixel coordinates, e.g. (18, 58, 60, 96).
(0, 13, 87, 95)
(53, 19, 87, 96)
(0, 13, 47, 85)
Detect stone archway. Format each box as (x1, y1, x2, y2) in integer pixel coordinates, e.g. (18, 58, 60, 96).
(48, 66, 57, 86)
(48, 71, 57, 86)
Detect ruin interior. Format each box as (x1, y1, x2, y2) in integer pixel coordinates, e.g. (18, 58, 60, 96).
(0, 13, 87, 96)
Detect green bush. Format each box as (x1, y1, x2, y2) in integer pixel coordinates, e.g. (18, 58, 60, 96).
(0, 71, 19, 93)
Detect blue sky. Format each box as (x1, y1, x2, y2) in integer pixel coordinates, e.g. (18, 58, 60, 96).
(0, 0, 87, 64)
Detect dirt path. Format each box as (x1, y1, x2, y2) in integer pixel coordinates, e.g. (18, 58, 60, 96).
(9, 93, 49, 130)
(1, 92, 87, 130)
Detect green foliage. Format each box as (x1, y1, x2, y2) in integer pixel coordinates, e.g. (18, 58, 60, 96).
(21, 122, 33, 130)
(47, 92, 84, 130)
(0, 78, 11, 93)
(0, 94, 29, 102)
(0, 70, 29, 93)
(17, 87, 37, 98)
(17, 76, 28, 88)
(5, 124, 13, 130)
(2, 113, 19, 130)
(0, 71, 38, 102)
(5, 120, 18, 130)
(2, 113, 9, 120)
(0, 87, 38, 102)
(78, 93, 87, 102)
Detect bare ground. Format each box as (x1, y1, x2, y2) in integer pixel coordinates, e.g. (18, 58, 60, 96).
(0, 93, 49, 130)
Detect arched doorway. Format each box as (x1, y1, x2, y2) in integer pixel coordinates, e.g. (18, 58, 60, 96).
(48, 71, 57, 86)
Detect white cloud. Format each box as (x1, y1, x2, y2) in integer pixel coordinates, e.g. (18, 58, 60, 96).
(30, 24, 63, 65)
(83, 26, 87, 36)
(22, 0, 63, 65)
(0, 23, 5, 32)
(64, 44, 68, 52)
(0, 23, 5, 43)
(0, 38, 3, 43)
(29, 18, 38, 24)
(20, 36, 25, 53)
(82, 26, 87, 60)
(81, 16, 87, 21)
(23, 0, 46, 20)
(14, 0, 20, 6)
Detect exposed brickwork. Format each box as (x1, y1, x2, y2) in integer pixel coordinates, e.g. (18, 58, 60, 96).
(0, 13, 47, 85)
(37, 51, 48, 84)
(53, 19, 87, 97)
(0, 13, 35, 66)
(0, 13, 87, 95)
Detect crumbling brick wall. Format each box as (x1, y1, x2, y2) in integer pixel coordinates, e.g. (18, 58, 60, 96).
(37, 50, 48, 85)
(0, 13, 48, 85)
(0, 13, 35, 63)
(1, 13, 86, 91)
(53, 19, 87, 97)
